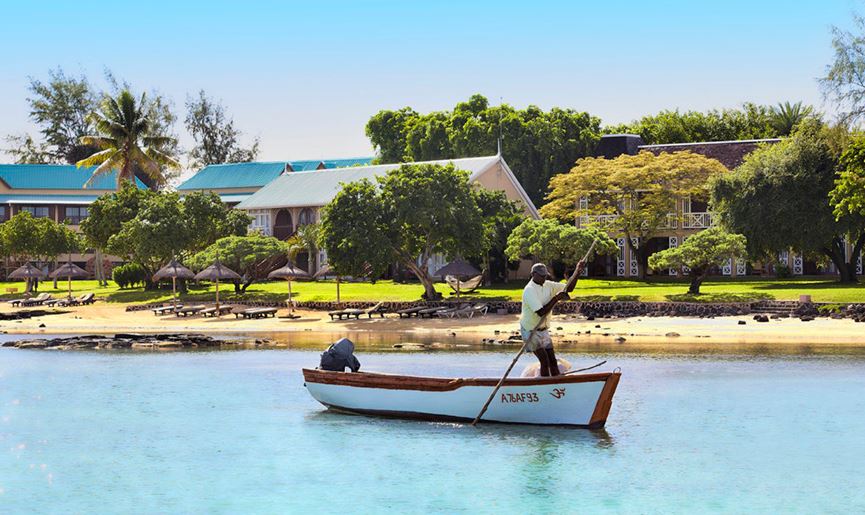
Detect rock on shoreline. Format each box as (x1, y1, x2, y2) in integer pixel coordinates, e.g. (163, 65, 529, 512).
(2, 333, 273, 350)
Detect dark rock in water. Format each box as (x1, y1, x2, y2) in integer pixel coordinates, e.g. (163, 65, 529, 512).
(614, 336, 626, 343)
(4, 333, 267, 351)
(754, 315, 769, 323)
(586, 316, 595, 321)
(665, 332, 680, 337)
(738, 320, 747, 325)
(800, 316, 815, 322)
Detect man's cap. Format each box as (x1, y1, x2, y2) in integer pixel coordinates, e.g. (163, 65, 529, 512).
(531, 263, 548, 276)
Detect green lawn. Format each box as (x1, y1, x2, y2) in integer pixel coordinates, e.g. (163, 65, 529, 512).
(1, 276, 864, 305)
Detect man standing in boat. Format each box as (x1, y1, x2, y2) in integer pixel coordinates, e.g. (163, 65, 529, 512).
(521, 262, 582, 376)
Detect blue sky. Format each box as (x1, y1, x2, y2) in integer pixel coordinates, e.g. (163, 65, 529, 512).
(0, 0, 858, 164)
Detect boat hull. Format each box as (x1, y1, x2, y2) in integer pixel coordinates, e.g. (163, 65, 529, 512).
(302, 369, 620, 428)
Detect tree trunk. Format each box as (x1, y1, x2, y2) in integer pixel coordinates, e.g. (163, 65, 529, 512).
(403, 259, 441, 300)
(52, 258, 59, 289)
(844, 232, 865, 284)
(823, 237, 858, 283)
(625, 234, 649, 279)
(688, 267, 707, 295)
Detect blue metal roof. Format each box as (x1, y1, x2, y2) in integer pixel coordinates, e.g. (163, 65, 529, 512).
(0, 194, 104, 204)
(319, 157, 374, 169)
(177, 162, 288, 190)
(287, 160, 323, 171)
(0, 164, 146, 190)
(178, 157, 375, 190)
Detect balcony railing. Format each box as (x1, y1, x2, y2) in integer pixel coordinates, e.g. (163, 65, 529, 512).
(578, 214, 619, 227)
(578, 213, 678, 229)
(682, 212, 714, 229)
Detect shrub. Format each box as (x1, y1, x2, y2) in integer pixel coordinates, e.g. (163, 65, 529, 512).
(113, 262, 148, 289)
(775, 262, 791, 278)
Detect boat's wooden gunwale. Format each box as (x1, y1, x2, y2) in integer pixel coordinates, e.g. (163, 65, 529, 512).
(302, 368, 615, 392)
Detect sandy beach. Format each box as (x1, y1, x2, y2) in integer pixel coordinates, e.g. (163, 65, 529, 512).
(3, 302, 865, 353)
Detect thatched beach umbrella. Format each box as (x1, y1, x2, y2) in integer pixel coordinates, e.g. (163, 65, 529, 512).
(268, 262, 309, 315)
(50, 262, 88, 300)
(153, 259, 195, 309)
(9, 262, 47, 293)
(194, 260, 241, 313)
(435, 259, 481, 299)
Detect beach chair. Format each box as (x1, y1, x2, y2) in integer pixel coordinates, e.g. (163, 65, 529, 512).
(244, 307, 278, 319)
(175, 305, 206, 317)
(232, 306, 252, 319)
(396, 306, 424, 318)
(152, 304, 182, 316)
(22, 293, 51, 306)
(448, 303, 488, 319)
(328, 307, 360, 320)
(44, 298, 59, 307)
(363, 302, 390, 318)
(79, 293, 95, 305)
(201, 305, 235, 317)
(436, 303, 472, 318)
(8, 296, 28, 307)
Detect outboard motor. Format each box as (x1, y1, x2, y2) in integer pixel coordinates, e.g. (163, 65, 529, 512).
(319, 338, 361, 372)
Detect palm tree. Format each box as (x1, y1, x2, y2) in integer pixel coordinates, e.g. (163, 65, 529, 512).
(285, 223, 322, 274)
(770, 101, 815, 136)
(76, 89, 179, 189)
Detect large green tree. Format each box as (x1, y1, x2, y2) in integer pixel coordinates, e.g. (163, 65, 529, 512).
(0, 212, 81, 290)
(829, 133, 865, 269)
(5, 69, 98, 164)
(821, 15, 865, 124)
(320, 163, 485, 300)
(711, 121, 864, 282)
(189, 233, 286, 292)
(505, 219, 617, 276)
(185, 90, 259, 167)
(543, 151, 729, 277)
(365, 94, 601, 206)
(606, 104, 782, 144)
(82, 187, 250, 286)
(77, 89, 180, 189)
(648, 227, 747, 294)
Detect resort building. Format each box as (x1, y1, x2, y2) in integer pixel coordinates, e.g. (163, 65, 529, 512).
(0, 164, 147, 275)
(583, 134, 864, 277)
(235, 154, 540, 275)
(176, 158, 373, 206)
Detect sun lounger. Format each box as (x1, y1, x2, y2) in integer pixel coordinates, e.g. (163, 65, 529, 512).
(364, 302, 390, 318)
(44, 299, 59, 307)
(79, 293, 95, 305)
(418, 306, 451, 318)
(396, 306, 424, 318)
(238, 307, 278, 319)
(57, 293, 93, 307)
(22, 293, 51, 307)
(433, 303, 470, 318)
(443, 303, 489, 319)
(8, 297, 27, 307)
(175, 305, 206, 317)
(201, 305, 235, 317)
(329, 308, 363, 320)
(152, 304, 182, 315)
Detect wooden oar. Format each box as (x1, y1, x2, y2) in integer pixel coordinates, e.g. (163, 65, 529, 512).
(471, 240, 598, 426)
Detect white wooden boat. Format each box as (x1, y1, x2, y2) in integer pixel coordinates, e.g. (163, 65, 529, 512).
(303, 368, 621, 428)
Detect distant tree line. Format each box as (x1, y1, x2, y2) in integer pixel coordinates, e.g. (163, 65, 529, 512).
(3, 68, 259, 186)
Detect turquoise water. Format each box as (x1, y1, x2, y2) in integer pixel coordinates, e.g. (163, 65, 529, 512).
(2, 340, 865, 513)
